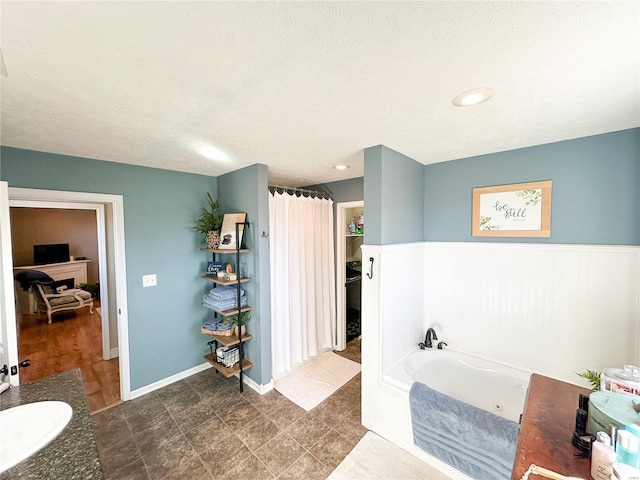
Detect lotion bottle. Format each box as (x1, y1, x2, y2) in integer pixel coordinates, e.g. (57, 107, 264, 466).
(591, 435, 616, 480)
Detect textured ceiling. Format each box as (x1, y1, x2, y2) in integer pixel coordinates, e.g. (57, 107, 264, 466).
(1, 1, 639, 186)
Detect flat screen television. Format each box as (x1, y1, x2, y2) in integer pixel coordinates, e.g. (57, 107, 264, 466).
(33, 243, 70, 265)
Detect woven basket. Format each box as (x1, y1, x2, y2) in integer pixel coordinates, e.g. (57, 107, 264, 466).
(201, 326, 232, 336)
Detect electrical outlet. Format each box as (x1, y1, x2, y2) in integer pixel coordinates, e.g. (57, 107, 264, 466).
(142, 274, 157, 287)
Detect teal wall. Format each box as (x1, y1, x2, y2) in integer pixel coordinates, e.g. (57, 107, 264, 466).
(1, 147, 217, 390)
(305, 177, 364, 204)
(216, 164, 271, 385)
(364, 145, 425, 245)
(424, 128, 640, 245)
(364, 147, 382, 244)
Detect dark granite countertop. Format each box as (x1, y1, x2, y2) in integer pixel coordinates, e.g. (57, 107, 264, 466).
(511, 373, 591, 480)
(0, 369, 103, 479)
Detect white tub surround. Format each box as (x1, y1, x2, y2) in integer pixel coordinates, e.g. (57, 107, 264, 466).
(361, 242, 640, 479)
(422, 242, 640, 383)
(361, 244, 470, 479)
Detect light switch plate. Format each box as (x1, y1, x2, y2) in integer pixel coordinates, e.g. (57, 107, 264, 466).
(142, 274, 157, 287)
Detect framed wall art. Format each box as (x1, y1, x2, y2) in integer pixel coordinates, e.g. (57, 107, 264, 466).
(218, 213, 247, 249)
(472, 180, 552, 237)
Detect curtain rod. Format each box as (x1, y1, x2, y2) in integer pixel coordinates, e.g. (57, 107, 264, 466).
(268, 184, 333, 199)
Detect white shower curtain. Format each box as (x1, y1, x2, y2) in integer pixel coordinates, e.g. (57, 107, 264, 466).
(269, 190, 336, 378)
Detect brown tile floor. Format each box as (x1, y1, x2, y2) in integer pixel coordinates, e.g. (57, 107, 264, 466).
(93, 339, 364, 479)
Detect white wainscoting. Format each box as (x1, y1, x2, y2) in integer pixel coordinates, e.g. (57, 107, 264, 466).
(379, 243, 425, 374)
(422, 242, 640, 385)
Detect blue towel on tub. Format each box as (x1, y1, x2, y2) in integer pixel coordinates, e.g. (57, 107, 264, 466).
(409, 381, 519, 480)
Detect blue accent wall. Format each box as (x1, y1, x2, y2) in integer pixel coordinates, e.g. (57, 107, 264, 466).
(364, 147, 383, 245)
(364, 145, 425, 245)
(216, 164, 271, 386)
(424, 128, 640, 245)
(305, 177, 364, 204)
(1, 147, 217, 390)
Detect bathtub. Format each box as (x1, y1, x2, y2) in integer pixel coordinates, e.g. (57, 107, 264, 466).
(383, 348, 531, 423)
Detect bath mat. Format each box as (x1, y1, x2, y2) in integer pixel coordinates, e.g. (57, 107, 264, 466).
(274, 351, 360, 411)
(328, 431, 447, 480)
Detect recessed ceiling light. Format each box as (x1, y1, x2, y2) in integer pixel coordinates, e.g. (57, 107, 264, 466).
(452, 88, 494, 107)
(333, 164, 349, 170)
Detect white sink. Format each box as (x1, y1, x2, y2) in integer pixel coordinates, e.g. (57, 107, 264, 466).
(0, 401, 73, 473)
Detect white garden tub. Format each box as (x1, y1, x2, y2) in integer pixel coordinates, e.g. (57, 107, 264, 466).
(383, 347, 531, 423)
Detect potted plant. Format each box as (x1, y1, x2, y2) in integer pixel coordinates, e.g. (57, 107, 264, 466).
(223, 310, 251, 337)
(194, 192, 223, 249)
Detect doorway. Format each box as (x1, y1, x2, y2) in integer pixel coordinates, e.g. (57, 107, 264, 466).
(7, 187, 131, 409)
(10, 205, 120, 412)
(335, 201, 364, 351)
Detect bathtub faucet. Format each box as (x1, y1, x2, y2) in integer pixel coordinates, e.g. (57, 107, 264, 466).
(418, 328, 438, 349)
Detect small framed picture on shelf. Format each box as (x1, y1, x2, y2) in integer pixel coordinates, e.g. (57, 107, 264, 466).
(206, 261, 225, 276)
(219, 213, 247, 249)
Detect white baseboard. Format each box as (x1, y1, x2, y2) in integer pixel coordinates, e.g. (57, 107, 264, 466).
(130, 362, 274, 399)
(241, 373, 274, 395)
(110, 347, 119, 359)
(130, 362, 212, 399)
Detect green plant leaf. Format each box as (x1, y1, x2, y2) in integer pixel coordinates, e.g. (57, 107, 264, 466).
(577, 369, 601, 390)
(194, 192, 223, 234)
(224, 310, 251, 327)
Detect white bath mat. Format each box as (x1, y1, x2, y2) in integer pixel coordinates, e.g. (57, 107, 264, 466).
(328, 431, 448, 480)
(275, 351, 360, 411)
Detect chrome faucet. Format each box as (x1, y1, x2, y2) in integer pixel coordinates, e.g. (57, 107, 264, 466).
(418, 327, 438, 349)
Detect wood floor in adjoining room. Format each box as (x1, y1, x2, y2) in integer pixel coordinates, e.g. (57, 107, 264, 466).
(17, 301, 120, 413)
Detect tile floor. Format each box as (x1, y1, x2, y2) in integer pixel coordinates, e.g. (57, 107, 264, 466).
(92, 339, 364, 479)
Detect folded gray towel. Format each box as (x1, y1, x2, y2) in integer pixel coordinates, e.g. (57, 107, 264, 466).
(206, 285, 244, 301)
(409, 381, 519, 480)
(203, 295, 247, 311)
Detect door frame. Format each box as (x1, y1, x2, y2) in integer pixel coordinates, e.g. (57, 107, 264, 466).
(8, 187, 131, 401)
(0, 182, 19, 384)
(335, 200, 364, 351)
(10, 199, 112, 360)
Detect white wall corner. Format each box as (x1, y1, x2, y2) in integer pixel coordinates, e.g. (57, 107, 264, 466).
(242, 374, 274, 395)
